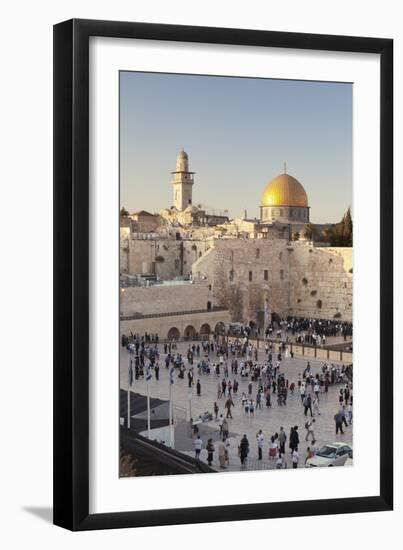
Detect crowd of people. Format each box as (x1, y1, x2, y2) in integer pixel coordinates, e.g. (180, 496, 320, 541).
(229, 316, 353, 346)
(122, 326, 353, 471)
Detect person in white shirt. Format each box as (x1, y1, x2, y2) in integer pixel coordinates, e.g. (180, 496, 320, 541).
(194, 436, 203, 459)
(292, 449, 299, 469)
(313, 397, 321, 416)
(276, 452, 284, 469)
(256, 430, 264, 460)
(268, 436, 278, 460)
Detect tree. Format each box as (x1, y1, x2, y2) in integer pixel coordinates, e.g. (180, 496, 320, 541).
(343, 207, 353, 245)
(303, 224, 314, 240)
(329, 208, 353, 246)
(120, 206, 130, 217)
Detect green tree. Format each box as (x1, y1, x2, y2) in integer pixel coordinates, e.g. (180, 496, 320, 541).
(329, 208, 353, 246)
(120, 206, 130, 217)
(343, 207, 353, 245)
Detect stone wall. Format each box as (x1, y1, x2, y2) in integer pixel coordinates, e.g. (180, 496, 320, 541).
(121, 237, 213, 279)
(288, 243, 352, 321)
(120, 280, 213, 317)
(121, 234, 353, 324)
(192, 239, 291, 324)
(120, 309, 231, 341)
(192, 239, 353, 323)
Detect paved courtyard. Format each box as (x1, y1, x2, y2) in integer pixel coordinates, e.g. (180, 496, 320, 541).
(120, 340, 353, 472)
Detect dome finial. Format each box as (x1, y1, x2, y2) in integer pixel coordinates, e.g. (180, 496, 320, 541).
(283, 161, 287, 174)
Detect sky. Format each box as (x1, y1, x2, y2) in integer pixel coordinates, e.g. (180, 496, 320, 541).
(120, 71, 352, 224)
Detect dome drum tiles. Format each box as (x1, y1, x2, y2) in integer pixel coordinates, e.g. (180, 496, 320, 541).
(261, 173, 308, 208)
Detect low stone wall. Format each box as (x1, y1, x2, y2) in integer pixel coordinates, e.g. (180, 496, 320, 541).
(120, 280, 212, 317)
(120, 309, 231, 341)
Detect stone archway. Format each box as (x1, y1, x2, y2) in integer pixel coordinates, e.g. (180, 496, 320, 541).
(200, 323, 211, 340)
(214, 321, 226, 335)
(184, 325, 196, 341)
(271, 312, 281, 324)
(167, 327, 180, 341)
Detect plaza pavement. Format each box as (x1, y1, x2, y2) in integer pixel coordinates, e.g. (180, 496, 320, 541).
(120, 341, 353, 472)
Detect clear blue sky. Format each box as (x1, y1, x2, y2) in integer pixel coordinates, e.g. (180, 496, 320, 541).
(120, 71, 352, 223)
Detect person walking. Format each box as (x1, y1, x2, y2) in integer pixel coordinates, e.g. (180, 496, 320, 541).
(194, 435, 203, 460)
(303, 393, 313, 417)
(276, 452, 284, 469)
(268, 435, 278, 462)
(334, 411, 344, 434)
(196, 379, 201, 396)
(305, 446, 314, 466)
(239, 434, 249, 467)
(218, 439, 227, 469)
(225, 396, 235, 419)
(347, 402, 353, 425)
(292, 448, 299, 469)
(305, 418, 316, 443)
(313, 396, 321, 416)
(256, 429, 264, 460)
(340, 405, 349, 427)
(278, 426, 287, 454)
(290, 425, 299, 453)
(300, 382, 306, 403)
(206, 438, 215, 467)
(222, 417, 229, 440)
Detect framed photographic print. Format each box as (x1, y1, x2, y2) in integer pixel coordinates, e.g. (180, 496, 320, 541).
(53, 19, 393, 530)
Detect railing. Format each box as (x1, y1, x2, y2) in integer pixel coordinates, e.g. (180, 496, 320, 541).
(242, 458, 287, 471)
(223, 335, 352, 364)
(120, 307, 228, 321)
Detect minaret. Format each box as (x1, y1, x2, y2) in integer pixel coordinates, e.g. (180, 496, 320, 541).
(171, 149, 195, 210)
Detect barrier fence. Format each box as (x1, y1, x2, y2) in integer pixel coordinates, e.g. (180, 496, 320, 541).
(223, 336, 352, 364)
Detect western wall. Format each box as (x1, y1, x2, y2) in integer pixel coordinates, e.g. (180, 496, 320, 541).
(191, 239, 353, 323)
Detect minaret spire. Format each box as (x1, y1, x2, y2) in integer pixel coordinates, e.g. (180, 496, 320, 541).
(171, 149, 195, 210)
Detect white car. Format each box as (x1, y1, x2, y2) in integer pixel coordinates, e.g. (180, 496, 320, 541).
(307, 443, 353, 467)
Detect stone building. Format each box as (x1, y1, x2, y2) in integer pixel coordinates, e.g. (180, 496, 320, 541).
(120, 280, 231, 341)
(160, 150, 229, 227)
(120, 150, 352, 329)
(130, 210, 160, 233)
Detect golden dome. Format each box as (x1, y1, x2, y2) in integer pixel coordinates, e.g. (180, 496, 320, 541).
(261, 173, 308, 207)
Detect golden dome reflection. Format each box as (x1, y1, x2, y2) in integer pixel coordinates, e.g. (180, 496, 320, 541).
(261, 173, 308, 208)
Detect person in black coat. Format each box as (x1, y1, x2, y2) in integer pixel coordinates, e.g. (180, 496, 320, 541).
(289, 425, 299, 452)
(239, 435, 249, 466)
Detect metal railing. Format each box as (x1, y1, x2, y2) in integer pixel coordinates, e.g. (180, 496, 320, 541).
(120, 307, 228, 321)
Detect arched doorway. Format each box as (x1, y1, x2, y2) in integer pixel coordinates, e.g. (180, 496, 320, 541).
(184, 325, 196, 341)
(214, 322, 226, 336)
(167, 327, 180, 341)
(200, 323, 211, 340)
(271, 312, 281, 324)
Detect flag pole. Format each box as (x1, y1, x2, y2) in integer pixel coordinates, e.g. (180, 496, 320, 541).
(169, 380, 173, 447)
(147, 377, 151, 439)
(127, 357, 131, 429)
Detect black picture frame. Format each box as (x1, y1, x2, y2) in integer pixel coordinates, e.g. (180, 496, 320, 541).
(53, 18, 393, 531)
